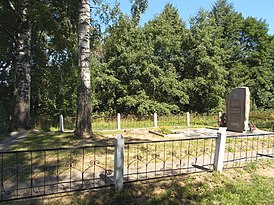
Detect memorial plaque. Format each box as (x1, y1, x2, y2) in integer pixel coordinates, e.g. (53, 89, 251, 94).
(226, 87, 250, 132)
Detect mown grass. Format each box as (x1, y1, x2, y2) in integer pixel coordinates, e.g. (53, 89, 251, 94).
(13, 132, 84, 150)
(5, 159, 273, 205)
(54, 160, 274, 205)
(10, 129, 126, 151)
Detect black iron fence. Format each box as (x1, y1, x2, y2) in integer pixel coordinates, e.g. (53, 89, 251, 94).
(224, 133, 274, 169)
(0, 145, 115, 202)
(0, 132, 273, 202)
(124, 136, 216, 183)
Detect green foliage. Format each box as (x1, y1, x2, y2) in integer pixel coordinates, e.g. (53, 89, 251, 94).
(101, 4, 188, 115)
(0, 0, 273, 122)
(184, 9, 227, 113)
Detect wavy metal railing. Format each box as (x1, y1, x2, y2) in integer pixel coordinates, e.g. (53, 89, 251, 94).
(1, 132, 273, 202)
(0, 145, 115, 202)
(224, 133, 274, 168)
(124, 136, 217, 182)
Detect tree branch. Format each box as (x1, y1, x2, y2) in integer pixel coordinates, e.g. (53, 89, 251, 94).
(4, 0, 22, 21)
(4, 0, 16, 12)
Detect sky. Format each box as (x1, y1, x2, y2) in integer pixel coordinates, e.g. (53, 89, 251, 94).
(111, 0, 274, 35)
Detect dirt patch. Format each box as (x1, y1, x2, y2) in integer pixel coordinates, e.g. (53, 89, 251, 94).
(256, 163, 274, 178)
(123, 129, 164, 141)
(100, 128, 167, 142)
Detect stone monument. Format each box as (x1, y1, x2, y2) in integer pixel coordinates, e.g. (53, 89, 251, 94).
(226, 87, 250, 132)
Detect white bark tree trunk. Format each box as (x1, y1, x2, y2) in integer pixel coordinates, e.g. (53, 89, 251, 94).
(75, 0, 92, 138)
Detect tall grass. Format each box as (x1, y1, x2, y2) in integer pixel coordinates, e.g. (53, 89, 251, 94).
(250, 109, 274, 131)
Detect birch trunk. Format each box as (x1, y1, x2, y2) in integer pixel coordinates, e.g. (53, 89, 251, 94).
(75, 0, 92, 137)
(11, 1, 31, 131)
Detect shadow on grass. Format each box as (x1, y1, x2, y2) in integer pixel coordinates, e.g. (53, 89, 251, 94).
(13, 132, 77, 150)
(2, 160, 273, 205)
(13, 129, 167, 151)
(65, 168, 274, 205)
(13, 131, 118, 150)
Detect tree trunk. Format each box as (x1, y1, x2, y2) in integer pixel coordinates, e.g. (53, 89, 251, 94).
(10, 1, 31, 131)
(75, 0, 92, 138)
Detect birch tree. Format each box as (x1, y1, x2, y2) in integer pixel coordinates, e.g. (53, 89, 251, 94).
(75, 0, 92, 137)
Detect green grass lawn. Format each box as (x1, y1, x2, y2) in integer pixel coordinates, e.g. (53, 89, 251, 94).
(5, 159, 273, 205)
(12, 131, 116, 150)
(49, 160, 274, 205)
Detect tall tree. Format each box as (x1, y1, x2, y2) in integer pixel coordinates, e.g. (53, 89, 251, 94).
(185, 9, 227, 113)
(75, 0, 92, 137)
(102, 4, 188, 115)
(0, 1, 15, 123)
(143, 4, 188, 111)
(240, 17, 274, 108)
(211, 0, 274, 109)
(30, 0, 78, 121)
(211, 0, 246, 90)
(2, 0, 32, 130)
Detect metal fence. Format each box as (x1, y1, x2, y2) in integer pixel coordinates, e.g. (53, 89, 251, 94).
(0, 145, 115, 202)
(224, 133, 274, 169)
(57, 113, 219, 132)
(124, 136, 216, 183)
(0, 132, 273, 202)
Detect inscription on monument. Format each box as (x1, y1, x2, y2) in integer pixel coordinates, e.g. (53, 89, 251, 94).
(226, 87, 250, 132)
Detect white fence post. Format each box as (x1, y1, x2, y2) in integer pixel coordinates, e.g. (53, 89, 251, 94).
(59, 114, 64, 132)
(214, 127, 227, 172)
(218, 112, 222, 126)
(186, 112, 190, 127)
(114, 134, 124, 191)
(154, 113, 157, 128)
(117, 113, 121, 130)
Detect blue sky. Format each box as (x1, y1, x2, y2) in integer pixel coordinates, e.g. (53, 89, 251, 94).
(110, 0, 274, 35)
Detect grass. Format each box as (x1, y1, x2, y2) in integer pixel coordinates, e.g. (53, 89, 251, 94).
(4, 159, 273, 205)
(250, 109, 274, 131)
(11, 130, 120, 151)
(2, 133, 274, 204)
(62, 110, 273, 131)
(13, 132, 84, 150)
(1, 110, 272, 144)
(35, 114, 219, 132)
(1, 125, 273, 204)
